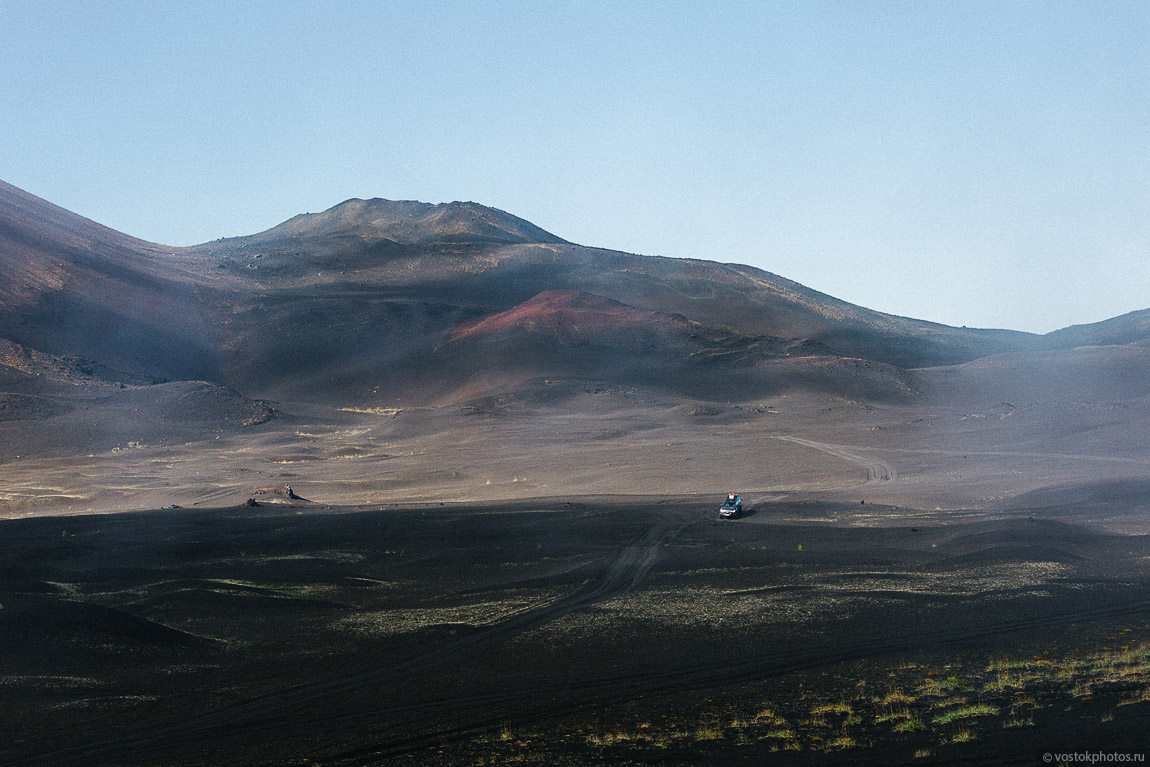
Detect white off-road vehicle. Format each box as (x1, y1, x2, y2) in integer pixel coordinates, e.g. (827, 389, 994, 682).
(719, 492, 743, 519)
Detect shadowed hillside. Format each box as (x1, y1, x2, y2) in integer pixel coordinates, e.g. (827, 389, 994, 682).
(0, 181, 221, 383)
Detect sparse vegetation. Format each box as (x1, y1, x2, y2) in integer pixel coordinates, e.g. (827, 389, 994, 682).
(876, 689, 917, 705)
(894, 716, 927, 733)
(875, 707, 912, 724)
(933, 703, 998, 725)
(922, 674, 970, 695)
(823, 735, 858, 750)
(457, 634, 1149, 763)
(753, 706, 786, 725)
(811, 701, 853, 716)
(945, 726, 976, 743)
(1118, 687, 1150, 706)
(693, 724, 723, 741)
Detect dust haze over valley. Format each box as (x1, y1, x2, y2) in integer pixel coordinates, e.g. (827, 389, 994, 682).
(2, 179, 1150, 766)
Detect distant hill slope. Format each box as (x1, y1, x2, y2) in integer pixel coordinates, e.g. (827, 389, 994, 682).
(1043, 309, 1150, 349)
(1, 180, 1143, 409)
(923, 344, 1150, 406)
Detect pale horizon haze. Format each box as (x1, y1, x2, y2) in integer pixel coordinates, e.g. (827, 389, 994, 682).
(3, 1, 1148, 334)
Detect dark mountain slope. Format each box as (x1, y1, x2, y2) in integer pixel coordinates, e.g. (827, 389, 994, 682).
(435, 288, 765, 404)
(0, 181, 221, 382)
(296, 289, 916, 406)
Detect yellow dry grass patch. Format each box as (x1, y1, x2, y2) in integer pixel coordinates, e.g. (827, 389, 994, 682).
(338, 407, 402, 416)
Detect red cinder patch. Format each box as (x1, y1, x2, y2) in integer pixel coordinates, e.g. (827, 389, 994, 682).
(449, 289, 690, 343)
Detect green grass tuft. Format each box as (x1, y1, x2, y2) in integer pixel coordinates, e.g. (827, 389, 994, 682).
(945, 727, 976, 743)
(893, 717, 926, 733)
(823, 735, 858, 751)
(934, 703, 998, 725)
(811, 701, 853, 716)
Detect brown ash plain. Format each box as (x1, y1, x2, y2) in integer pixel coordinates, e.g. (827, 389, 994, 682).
(1, 181, 1149, 765)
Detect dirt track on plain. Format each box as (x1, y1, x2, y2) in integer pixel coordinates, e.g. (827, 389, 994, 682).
(773, 436, 897, 484)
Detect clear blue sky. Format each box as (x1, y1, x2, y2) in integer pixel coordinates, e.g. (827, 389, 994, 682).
(3, 1, 1148, 333)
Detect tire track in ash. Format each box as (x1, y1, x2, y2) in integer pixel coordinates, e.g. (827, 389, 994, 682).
(331, 590, 1150, 764)
(16, 517, 687, 767)
(188, 485, 241, 506)
(775, 436, 896, 484)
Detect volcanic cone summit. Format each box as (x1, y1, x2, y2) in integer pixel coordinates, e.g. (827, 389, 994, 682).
(246, 197, 568, 247)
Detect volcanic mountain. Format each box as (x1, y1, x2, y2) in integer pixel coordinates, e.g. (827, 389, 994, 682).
(0, 179, 1144, 411)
